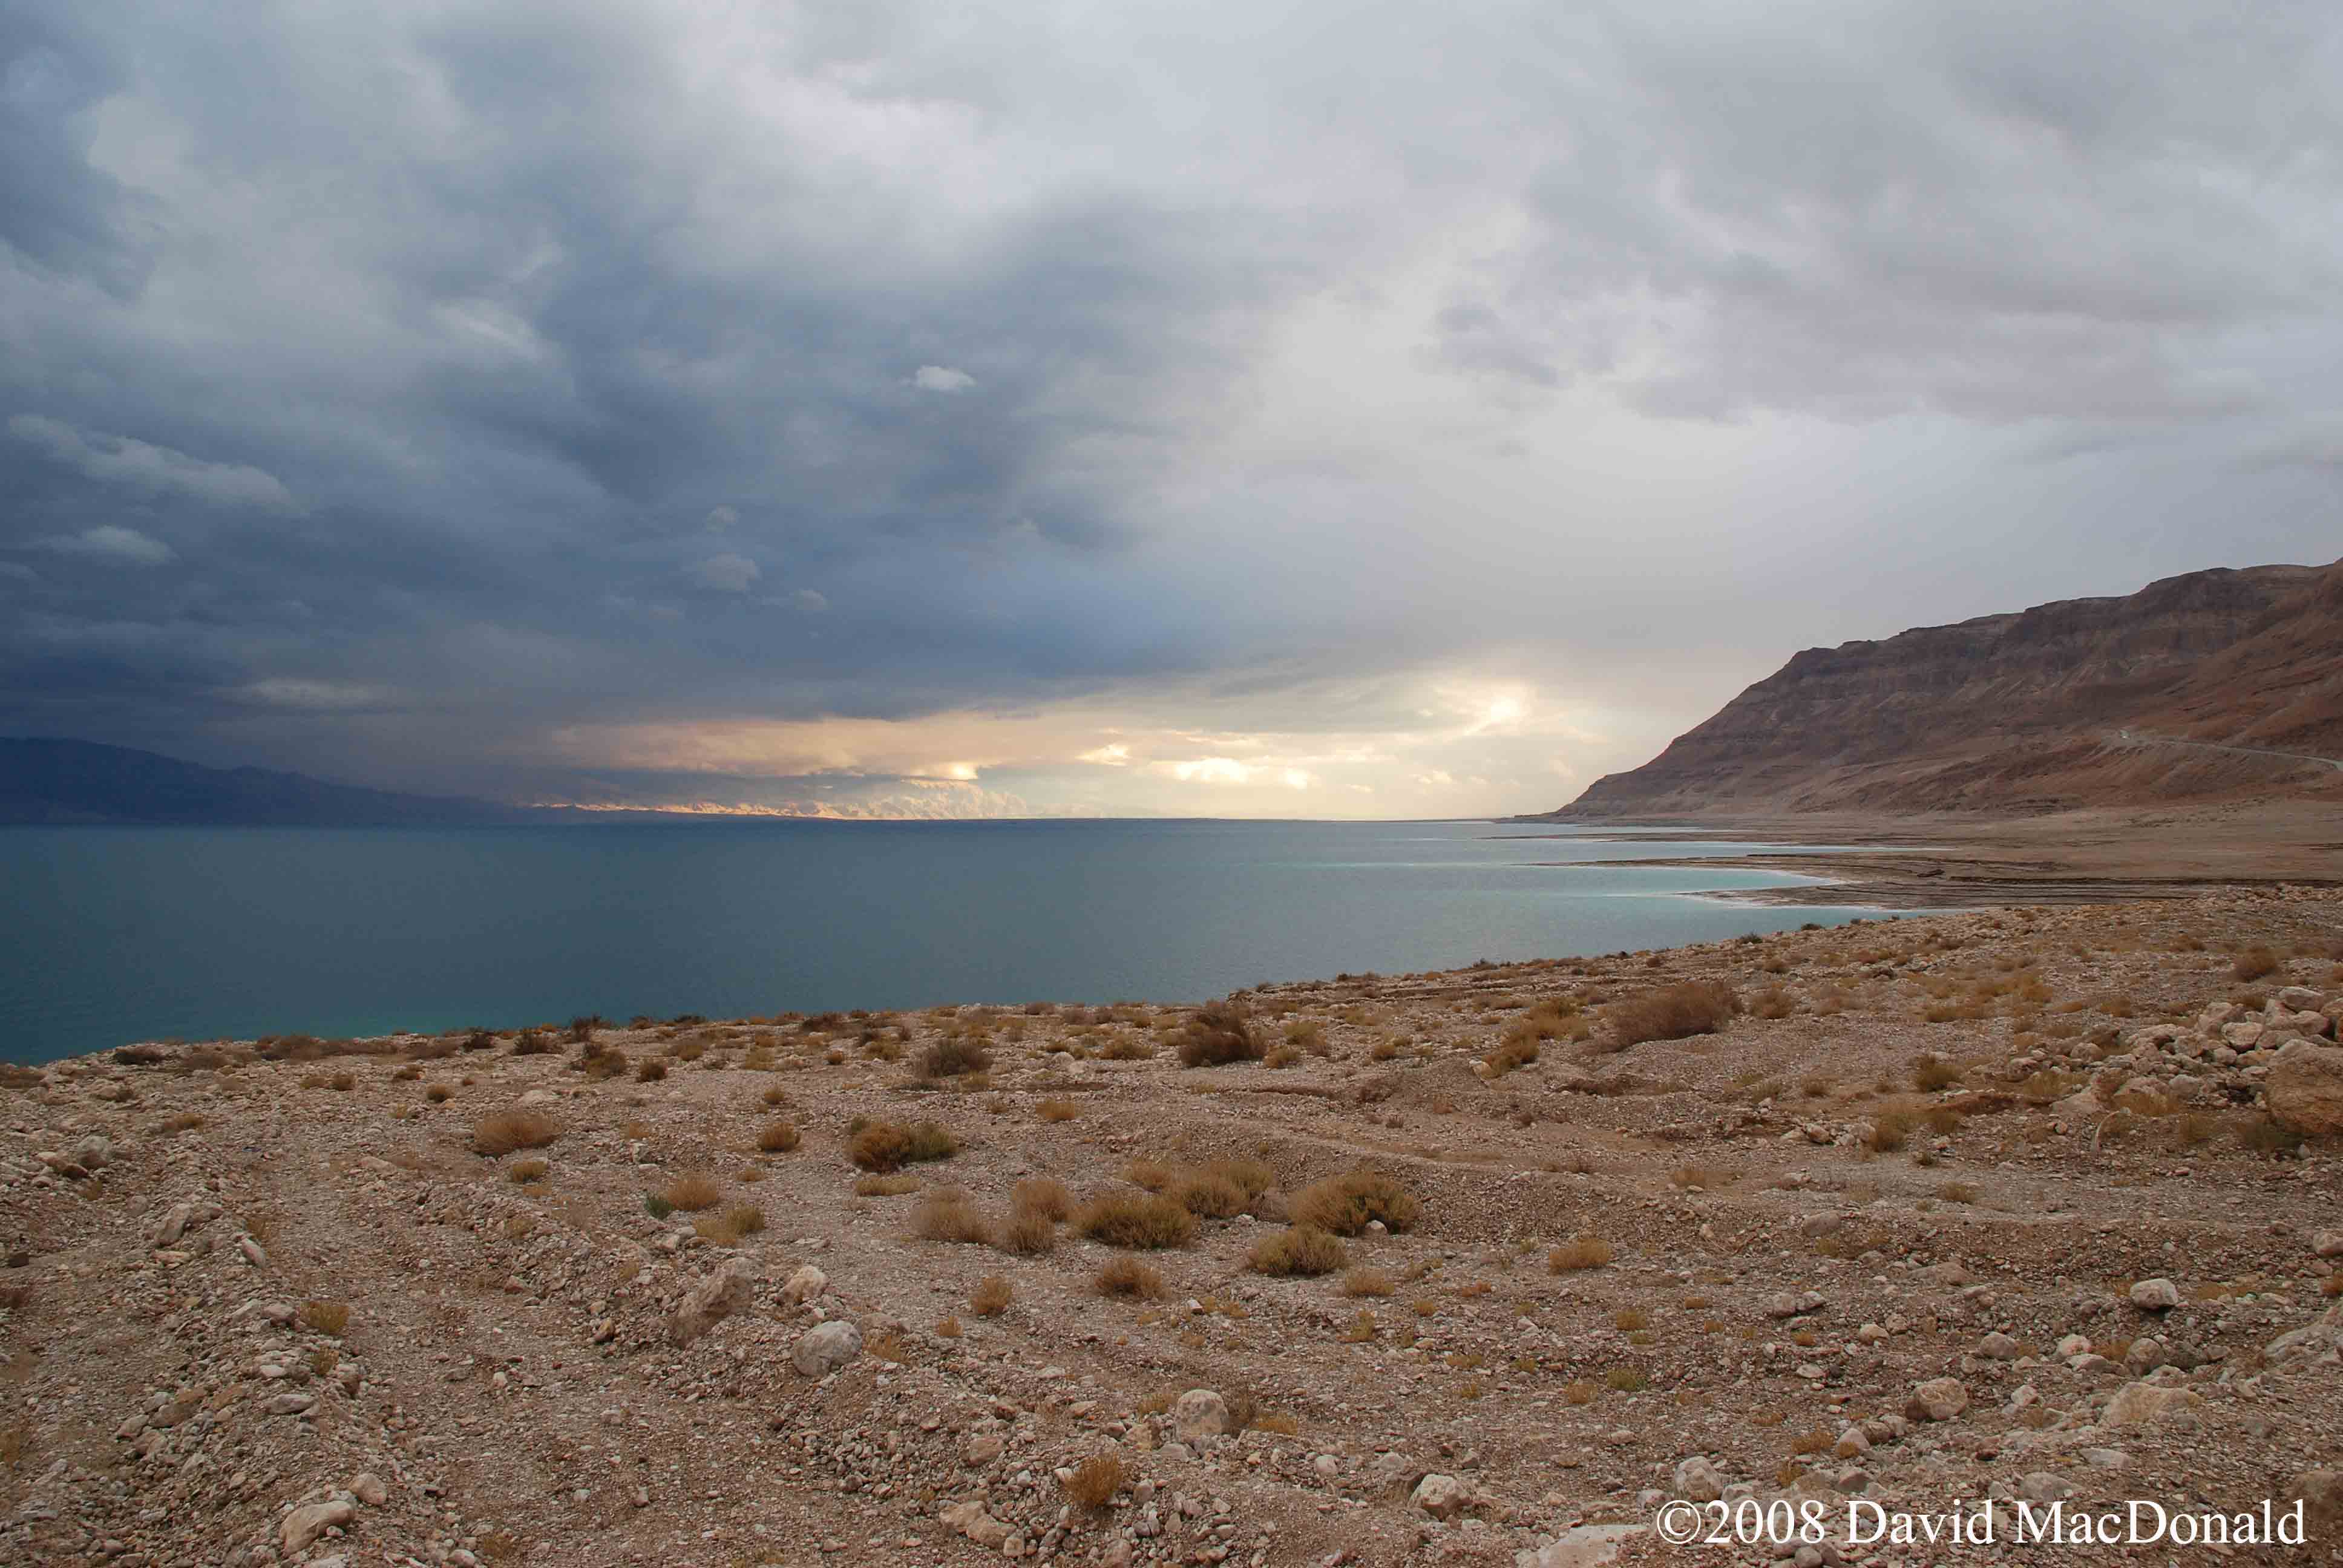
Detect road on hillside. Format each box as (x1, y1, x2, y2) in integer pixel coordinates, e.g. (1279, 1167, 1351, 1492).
(2109, 728, 2343, 772)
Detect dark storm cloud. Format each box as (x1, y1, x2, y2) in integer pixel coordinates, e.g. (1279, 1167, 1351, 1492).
(1, 0, 2339, 811)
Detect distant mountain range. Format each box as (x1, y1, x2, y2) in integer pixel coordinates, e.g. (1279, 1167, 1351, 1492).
(0, 738, 540, 827)
(1547, 557, 2343, 817)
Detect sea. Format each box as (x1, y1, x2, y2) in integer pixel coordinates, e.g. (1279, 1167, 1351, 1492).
(0, 818, 1909, 1063)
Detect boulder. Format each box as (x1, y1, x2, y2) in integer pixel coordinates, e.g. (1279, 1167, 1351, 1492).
(2103, 1381, 2203, 1428)
(2285, 1470, 2343, 1543)
(1673, 1456, 1724, 1502)
(1906, 1378, 1968, 1422)
(2128, 1278, 2180, 1312)
(1517, 1525, 1647, 1568)
(2267, 1042, 2343, 1140)
(281, 1498, 355, 1553)
(782, 1263, 827, 1305)
(940, 1500, 1010, 1548)
(1173, 1388, 1231, 1443)
(670, 1257, 755, 1347)
(1412, 1473, 1473, 1519)
(790, 1319, 862, 1377)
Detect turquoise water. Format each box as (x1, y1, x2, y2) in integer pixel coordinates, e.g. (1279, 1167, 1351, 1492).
(0, 819, 1901, 1062)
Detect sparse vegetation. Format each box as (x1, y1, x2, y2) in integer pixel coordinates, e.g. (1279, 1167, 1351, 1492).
(1075, 1193, 1198, 1249)
(850, 1119, 958, 1171)
(971, 1275, 1014, 1315)
(471, 1109, 559, 1156)
(1601, 980, 1739, 1051)
(1176, 999, 1264, 1068)
(1063, 1454, 1126, 1508)
(1293, 1169, 1420, 1235)
(756, 1119, 801, 1152)
(1094, 1257, 1166, 1298)
(1548, 1235, 1613, 1272)
(1247, 1224, 1348, 1276)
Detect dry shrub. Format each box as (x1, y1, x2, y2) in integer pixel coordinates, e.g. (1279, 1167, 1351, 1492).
(1076, 1193, 1197, 1249)
(1668, 1165, 1733, 1191)
(425, 1083, 452, 1103)
(1563, 1378, 1599, 1405)
(300, 1299, 349, 1336)
(506, 1158, 548, 1184)
(1122, 1158, 1176, 1191)
(917, 1037, 992, 1079)
(1063, 1454, 1126, 1508)
(757, 1119, 801, 1153)
(914, 1190, 994, 1245)
(1748, 986, 1795, 1019)
(2233, 946, 2281, 981)
(1602, 980, 1739, 1051)
(996, 1207, 1058, 1255)
(972, 1275, 1014, 1315)
(1292, 1169, 1420, 1236)
(1037, 1099, 1080, 1122)
(850, 1119, 957, 1171)
(1247, 1224, 1348, 1277)
(1483, 1037, 1539, 1076)
(935, 1315, 962, 1338)
(1012, 1177, 1073, 1221)
(1176, 999, 1264, 1068)
(1170, 1171, 1247, 1220)
(1866, 1112, 1912, 1154)
(1548, 1235, 1613, 1272)
(854, 1174, 920, 1197)
(471, 1109, 559, 1157)
(664, 1174, 723, 1212)
(1912, 1053, 1962, 1092)
(1094, 1257, 1165, 1298)
(634, 1057, 667, 1082)
(1341, 1267, 1395, 1298)
(1203, 1157, 1274, 1198)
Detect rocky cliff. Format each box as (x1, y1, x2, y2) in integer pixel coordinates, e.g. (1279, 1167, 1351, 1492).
(1556, 558, 2343, 815)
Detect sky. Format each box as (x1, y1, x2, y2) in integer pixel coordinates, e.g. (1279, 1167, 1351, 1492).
(4, 0, 2341, 820)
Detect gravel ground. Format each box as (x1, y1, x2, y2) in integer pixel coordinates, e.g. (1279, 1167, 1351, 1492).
(1, 886, 2339, 1567)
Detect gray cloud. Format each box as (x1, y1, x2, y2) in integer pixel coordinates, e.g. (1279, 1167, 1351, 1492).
(2, 0, 2339, 812)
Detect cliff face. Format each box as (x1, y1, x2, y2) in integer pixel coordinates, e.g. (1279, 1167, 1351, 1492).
(1559, 560, 2343, 816)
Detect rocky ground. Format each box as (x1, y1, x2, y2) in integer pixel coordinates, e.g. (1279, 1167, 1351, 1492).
(3, 887, 2342, 1567)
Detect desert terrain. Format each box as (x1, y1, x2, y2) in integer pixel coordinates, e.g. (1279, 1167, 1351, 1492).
(3, 885, 2341, 1567)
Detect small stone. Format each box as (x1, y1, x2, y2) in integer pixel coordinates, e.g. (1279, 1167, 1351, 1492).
(964, 1434, 1003, 1466)
(2019, 1473, 2076, 1503)
(783, 1263, 828, 1305)
(350, 1472, 387, 1506)
(1976, 1331, 2019, 1359)
(237, 1235, 266, 1268)
(2128, 1278, 2180, 1312)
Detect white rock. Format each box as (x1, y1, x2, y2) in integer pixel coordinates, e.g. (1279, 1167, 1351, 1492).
(1906, 1378, 1968, 1422)
(2128, 1278, 2180, 1312)
(791, 1319, 862, 1377)
(782, 1263, 828, 1305)
(1173, 1388, 1231, 1443)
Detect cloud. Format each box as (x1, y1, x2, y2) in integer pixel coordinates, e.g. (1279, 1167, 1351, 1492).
(40, 525, 174, 566)
(222, 678, 393, 711)
(683, 554, 761, 593)
(2, 1, 2341, 817)
(10, 415, 299, 511)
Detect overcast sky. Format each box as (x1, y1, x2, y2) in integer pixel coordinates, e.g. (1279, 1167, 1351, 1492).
(5, 1, 2339, 818)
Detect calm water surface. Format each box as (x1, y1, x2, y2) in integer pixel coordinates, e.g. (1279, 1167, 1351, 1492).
(0, 819, 1907, 1061)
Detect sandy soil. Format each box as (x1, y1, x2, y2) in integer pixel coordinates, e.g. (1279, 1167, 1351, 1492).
(2, 886, 2341, 1568)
